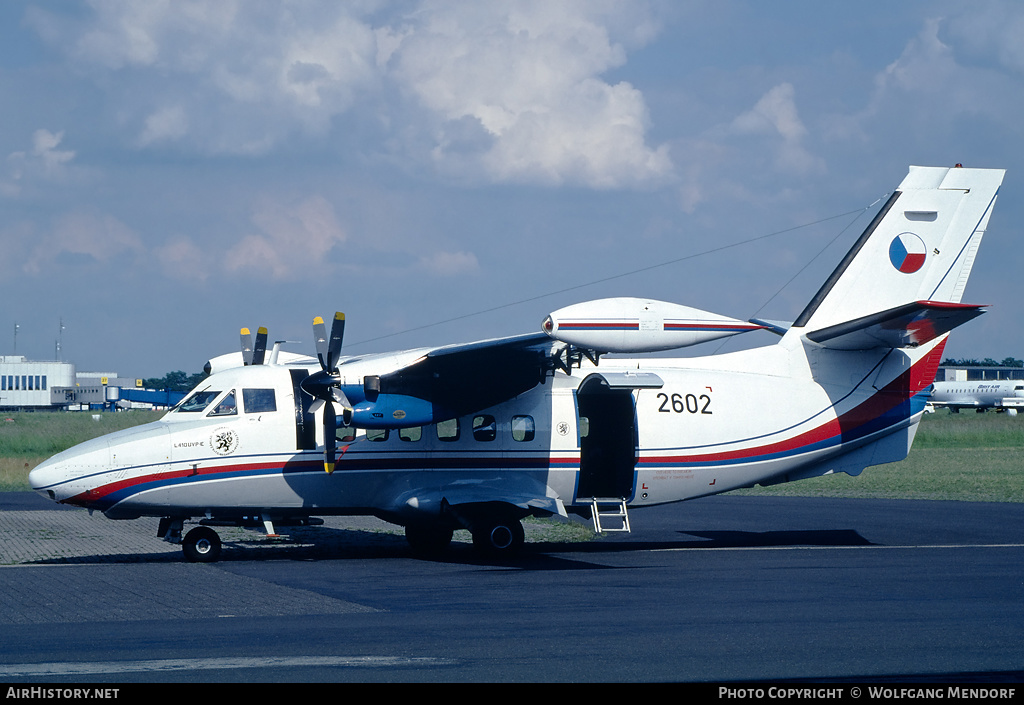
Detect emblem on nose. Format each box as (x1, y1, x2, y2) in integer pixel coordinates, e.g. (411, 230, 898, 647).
(210, 428, 239, 456)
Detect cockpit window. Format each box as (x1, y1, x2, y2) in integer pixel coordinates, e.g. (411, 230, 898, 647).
(243, 388, 277, 413)
(175, 390, 221, 413)
(208, 390, 237, 417)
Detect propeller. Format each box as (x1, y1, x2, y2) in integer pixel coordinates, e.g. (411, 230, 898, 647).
(301, 313, 351, 474)
(240, 327, 268, 366)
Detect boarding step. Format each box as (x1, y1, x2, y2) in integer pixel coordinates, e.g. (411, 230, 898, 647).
(587, 497, 631, 534)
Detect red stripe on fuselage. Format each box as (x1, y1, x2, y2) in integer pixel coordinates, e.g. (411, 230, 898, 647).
(643, 340, 946, 466)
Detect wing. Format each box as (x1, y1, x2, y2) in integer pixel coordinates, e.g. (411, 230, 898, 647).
(804, 300, 986, 350)
(374, 332, 562, 420)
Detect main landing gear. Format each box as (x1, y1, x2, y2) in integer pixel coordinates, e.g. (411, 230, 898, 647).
(405, 504, 527, 559)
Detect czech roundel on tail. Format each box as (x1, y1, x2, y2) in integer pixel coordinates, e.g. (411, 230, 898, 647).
(30, 165, 1005, 562)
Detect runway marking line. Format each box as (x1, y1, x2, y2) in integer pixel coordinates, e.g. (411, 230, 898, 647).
(653, 543, 1024, 552)
(0, 655, 455, 678)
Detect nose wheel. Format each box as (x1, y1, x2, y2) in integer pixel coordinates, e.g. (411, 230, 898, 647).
(182, 526, 222, 563)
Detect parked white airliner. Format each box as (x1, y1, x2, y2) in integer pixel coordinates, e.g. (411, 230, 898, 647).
(928, 380, 1024, 415)
(29, 165, 1004, 562)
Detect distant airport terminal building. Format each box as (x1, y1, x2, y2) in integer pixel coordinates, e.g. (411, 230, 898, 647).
(0, 356, 184, 411)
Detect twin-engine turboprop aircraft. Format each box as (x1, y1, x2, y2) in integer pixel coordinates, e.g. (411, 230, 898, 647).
(30, 165, 1005, 562)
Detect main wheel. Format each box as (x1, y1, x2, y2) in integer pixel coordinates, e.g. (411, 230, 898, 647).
(405, 524, 454, 556)
(182, 526, 222, 563)
(471, 517, 525, 556)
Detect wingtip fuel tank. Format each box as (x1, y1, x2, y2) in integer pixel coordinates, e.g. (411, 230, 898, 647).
(542, 297, 764, 353)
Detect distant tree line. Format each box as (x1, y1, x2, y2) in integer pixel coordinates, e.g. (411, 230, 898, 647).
(941, 357, 1024, 368)
(141, 371, 208, 392)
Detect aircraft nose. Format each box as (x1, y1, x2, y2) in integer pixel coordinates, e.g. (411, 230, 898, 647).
(28, 456, 66, 501)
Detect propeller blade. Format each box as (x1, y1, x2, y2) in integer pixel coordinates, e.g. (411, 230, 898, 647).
(252, 327, 268, 366)
(326, 312, 345, 372)
(313, 312, 345, 373)
(323, 401, 337, 474)
(313, 316, 329, 371)
(308, 312, 351, 472)
(240, 328, 254, 366)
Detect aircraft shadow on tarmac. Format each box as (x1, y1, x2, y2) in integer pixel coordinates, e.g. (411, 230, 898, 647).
(26, 525, 874, 569)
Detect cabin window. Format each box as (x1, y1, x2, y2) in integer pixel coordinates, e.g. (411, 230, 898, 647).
(473, 415, 496, 442)
(243, 388, 277, 413)
(436, 418, 460, 442)
(176, 389, 220, 413)
(399, 427, 422, 442)
(208, 390, 237, 416)
(336, 425, 356, 443)
(511, 415, 535, 442)
(366, 428, 389, 442)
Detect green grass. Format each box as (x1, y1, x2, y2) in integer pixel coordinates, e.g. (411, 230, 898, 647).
(3, 409, 1022, 502)
(0, 411, 162, 491)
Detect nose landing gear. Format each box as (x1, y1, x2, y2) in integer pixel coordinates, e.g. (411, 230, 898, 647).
(182, 526, 222, 563)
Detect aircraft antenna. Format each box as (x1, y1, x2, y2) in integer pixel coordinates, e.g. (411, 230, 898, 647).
(346, 198, 889, 350)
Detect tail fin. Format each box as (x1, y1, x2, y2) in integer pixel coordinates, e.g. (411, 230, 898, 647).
(792, 165, 1005, 344)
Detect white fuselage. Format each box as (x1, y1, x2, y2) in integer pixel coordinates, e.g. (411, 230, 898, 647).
(929, 380, 1024, 410)
(28, 331, 935, 526)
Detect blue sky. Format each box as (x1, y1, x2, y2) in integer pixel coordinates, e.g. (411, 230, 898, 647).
(2, 1, 1022, 377)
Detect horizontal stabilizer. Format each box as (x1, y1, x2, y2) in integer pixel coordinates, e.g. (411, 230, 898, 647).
(749, 318, 791, 337)
(804, 300, 986, 350)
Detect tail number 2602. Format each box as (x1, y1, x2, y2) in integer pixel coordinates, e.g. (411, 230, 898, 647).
(657, 391, 712, 415)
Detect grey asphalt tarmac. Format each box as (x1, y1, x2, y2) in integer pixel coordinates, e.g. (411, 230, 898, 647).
(1, 492, 1023, 684)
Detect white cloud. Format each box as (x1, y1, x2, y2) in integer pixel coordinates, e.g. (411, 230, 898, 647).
(944, 1, 1024, 75)
(389, 2, 673, 188)
(731, 83, 824, 175)
(138, 106, 189, 146)
(835, 11, 1024, 139)
(155, 237, 210, 283)
(4, 129, 77, 195)
(25, 1, 671, 188)
(22, 211, 143, 275)
(226, 195, 346, 280)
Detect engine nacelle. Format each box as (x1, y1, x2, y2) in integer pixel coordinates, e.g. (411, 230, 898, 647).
(204, 350, 316, 375)
(542, 297, 763, 353)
